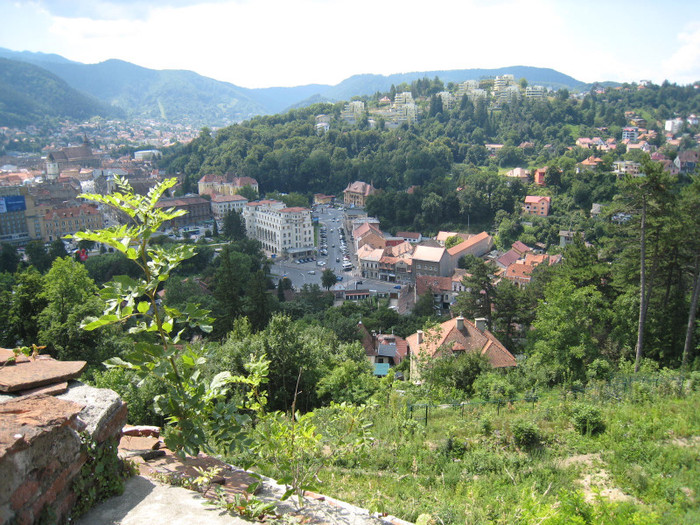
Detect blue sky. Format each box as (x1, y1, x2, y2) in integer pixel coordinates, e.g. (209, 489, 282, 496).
(1, 0, 698, 88)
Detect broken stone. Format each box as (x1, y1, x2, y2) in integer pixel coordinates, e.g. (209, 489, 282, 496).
(0, 395, 84, 458)
(17, 382, 69, 398)
(0, 360, 86, 393)
(122, 425, 160, 438)
(0, 348, 29, 365)
(119, 435, 161, 451)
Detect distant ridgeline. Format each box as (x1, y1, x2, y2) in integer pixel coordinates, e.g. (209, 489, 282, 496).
(1, 47, 593, 126)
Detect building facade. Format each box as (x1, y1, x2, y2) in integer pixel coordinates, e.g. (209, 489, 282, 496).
(242, 200, 314, 258)
(210, 194, 248, 221)
(41, 204, 103, 242)
(343, 181, 376, 207)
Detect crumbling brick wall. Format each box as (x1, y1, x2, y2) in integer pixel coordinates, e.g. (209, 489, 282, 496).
(0, 384, 127, 524)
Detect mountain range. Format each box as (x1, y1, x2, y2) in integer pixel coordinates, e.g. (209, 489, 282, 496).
(0, 47, 588, 127)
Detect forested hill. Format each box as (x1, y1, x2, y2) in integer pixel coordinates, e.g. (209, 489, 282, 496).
(320, 66, 585, 101)
(0, 58, 121, 127)
(160, 78, 698, 211)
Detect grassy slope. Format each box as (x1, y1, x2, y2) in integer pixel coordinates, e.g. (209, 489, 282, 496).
(249, 380, 700, 524)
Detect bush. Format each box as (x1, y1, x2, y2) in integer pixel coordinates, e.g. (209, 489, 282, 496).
(571, 403, 606, 435)
(511, 418, 542, 449)
(473, 372, 516, 401)
(587, 358, 612, 381)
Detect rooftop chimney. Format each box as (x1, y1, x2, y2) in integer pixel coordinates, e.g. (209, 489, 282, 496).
(456, 316, 465, 331)
(475, 318, 488, 332)
(417, 330, 423, 344)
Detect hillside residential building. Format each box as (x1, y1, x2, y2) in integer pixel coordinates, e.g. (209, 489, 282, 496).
(358, 322, 408, 376)
(674, 150, 699, 174)
(525, 85, 546, 98)
(559, 230, 584, 247)
(242, 200, 313, 259)
(197, 174, 259, 196)
(415, 275, 454, 312)
(343, 181, 376, 207)
(613, 161, 641, 177)
(622, 127, 639, 141)
(210, 194, 248, 221)
(534, 168, 547, 186)
(522, 195, 551, 216)
(407, 316, 517, 379)
(506, 167, 530, 182)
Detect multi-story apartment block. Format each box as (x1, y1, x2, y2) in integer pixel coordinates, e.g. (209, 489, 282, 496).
(393, 92, 414, 106)
(493, 74, 515, 92)
(210, 194, 248, 221)
(41, 204, 103, 242)
(622, 127, 639, 141)
(341, 101, 365, 123)
(437, 91, 456, 111)
(525, 85, 546, 99)
(155, 195, 213, 229)
(0, 186, 37, 244)
(456, 80, 479, 98)
(242, 200, 314, 259)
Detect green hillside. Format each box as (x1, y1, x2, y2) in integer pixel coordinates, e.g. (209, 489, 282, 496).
(0, 58, 120, 127)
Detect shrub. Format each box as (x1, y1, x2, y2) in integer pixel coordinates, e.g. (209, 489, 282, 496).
(473, 372, 516, 401)
(511, 418, 542, 449)
(587, 358, 612, 381)
(480, 416, 493, 436)
(571, 403, 606, 435)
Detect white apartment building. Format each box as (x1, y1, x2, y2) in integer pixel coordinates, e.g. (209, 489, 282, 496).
(394, 92, 414, 106)
(437, 91, 456, 111)
(210, 193, 248, 221)
(525, 85, 546, 99)
(456, 80, 479, 98)
(493, 74, 515, 92)
(242, 200, 314, 259)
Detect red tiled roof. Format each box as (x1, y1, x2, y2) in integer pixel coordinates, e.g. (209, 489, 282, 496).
(524, 195, 550, 205)
(406, 317, 516, 368)
(447, 231, 491, 256)
(505, 263, 535, 281)
(415, 275, 452, 295)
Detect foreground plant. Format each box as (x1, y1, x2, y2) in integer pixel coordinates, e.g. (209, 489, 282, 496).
(253, 396, 374, 507)
(72, 176, 267, 456)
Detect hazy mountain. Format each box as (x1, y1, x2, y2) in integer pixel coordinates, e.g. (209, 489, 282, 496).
(0, 57, 121, 127)
(0, 47, 591, 126)
(318, 66, 586, 101)
(239, 84, 331, 114)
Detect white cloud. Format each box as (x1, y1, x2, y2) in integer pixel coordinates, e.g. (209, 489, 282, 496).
(663, 22, 700, 84)
(6, 0, 699, 87)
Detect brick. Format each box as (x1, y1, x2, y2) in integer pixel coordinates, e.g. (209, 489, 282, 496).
(10, 479, 39, 510)
(0, 360, 86, 392)
(0, 395, 83, 459)
(94, 401, 128, 443)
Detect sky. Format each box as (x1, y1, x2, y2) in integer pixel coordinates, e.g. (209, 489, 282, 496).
(1, 0, 699, 88)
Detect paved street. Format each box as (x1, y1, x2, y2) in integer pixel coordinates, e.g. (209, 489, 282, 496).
(269, 204, 400, 295)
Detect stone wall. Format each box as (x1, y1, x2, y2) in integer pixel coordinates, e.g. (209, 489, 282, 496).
(0, 383, 127, 524)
